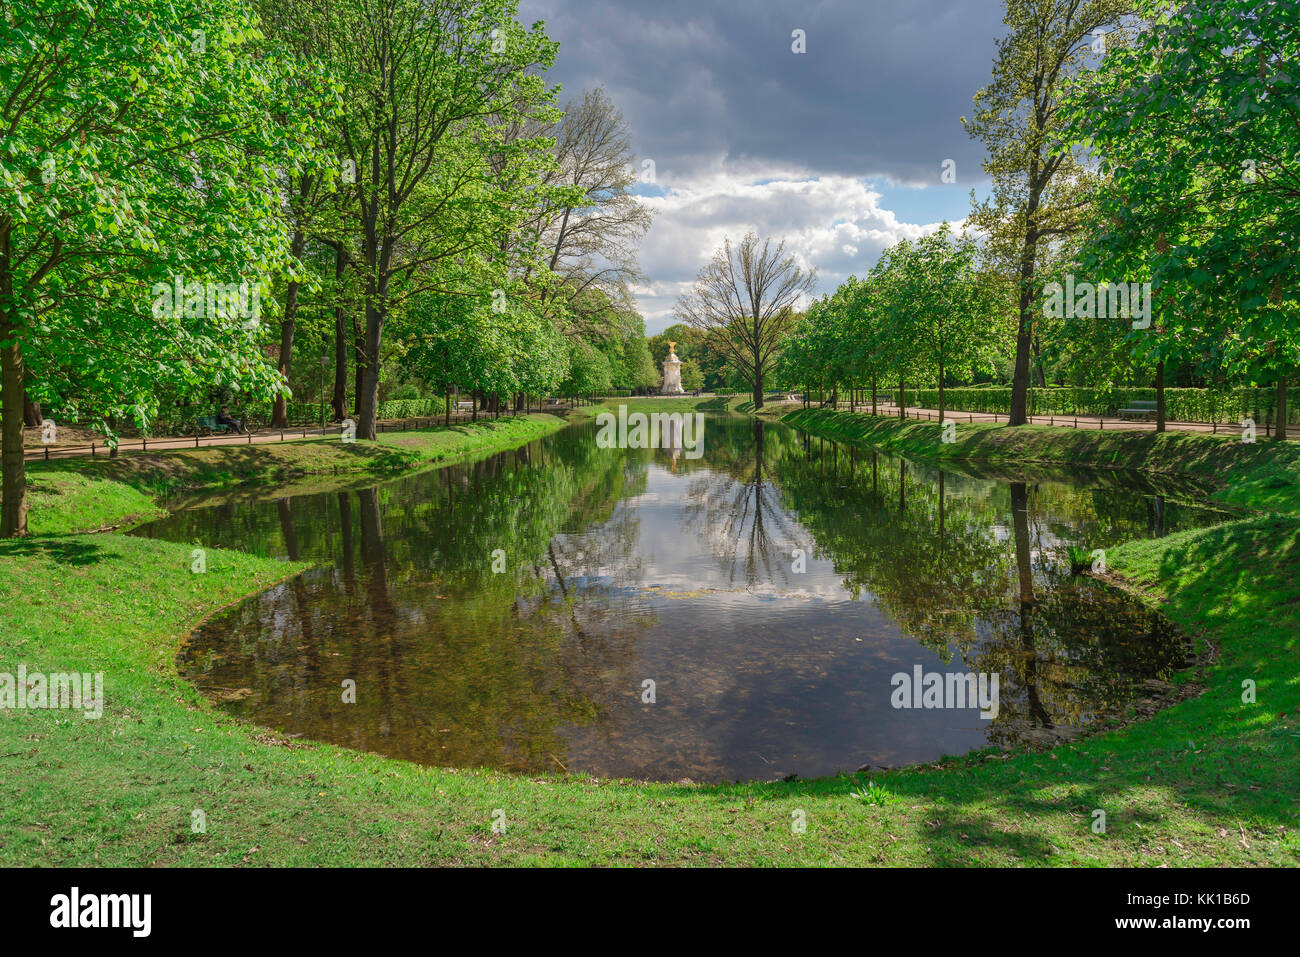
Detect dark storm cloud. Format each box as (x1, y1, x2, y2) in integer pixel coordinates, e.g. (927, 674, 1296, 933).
(517, 0, 1009, 331)
(519, 0, 1006, 185)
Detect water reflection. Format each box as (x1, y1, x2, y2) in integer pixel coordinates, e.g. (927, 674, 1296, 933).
(133, 418, 1225, 781)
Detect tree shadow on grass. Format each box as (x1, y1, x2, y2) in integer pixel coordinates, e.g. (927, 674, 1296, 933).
(0, 536, 109, 567)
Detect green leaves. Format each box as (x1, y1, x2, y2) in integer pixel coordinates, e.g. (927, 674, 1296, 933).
(1061, 0, 1300, 384)
(2, 0, 326, 428)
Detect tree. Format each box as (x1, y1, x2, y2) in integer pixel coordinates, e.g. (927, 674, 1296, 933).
(775, 294, 852, 405)
(675, 233, 815, 409)
(876, 225, 1007, 422)
(648, 322, 704, 374)
(964, 0, 1130, 426)
(253, 0, 346, 429)
(561, 337, 613, 396)
(618, 315, 660, 393)
(842, 275, 897, 415)
(1063, 0, 1300, 439)
(524, 88, 653, 330)
(1, 0, 315, 536)
(680, 358, 704, 392)
(862, 245, 927, 418)
(328, 0, 561, 439)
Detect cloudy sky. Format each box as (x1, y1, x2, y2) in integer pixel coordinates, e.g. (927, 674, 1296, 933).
(518, 0, 1007, 333)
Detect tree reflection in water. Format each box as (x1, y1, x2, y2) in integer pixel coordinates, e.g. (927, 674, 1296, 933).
(133, 418, 1225, 781)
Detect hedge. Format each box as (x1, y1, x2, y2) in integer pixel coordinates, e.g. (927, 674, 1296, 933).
(791, 385, 1295, 425)
(890, 386, 1294, 425)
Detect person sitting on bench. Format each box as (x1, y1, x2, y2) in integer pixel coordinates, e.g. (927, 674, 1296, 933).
(215, 406, 245, 434)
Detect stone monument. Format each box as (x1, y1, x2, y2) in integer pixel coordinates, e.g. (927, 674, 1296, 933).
(660, 341, 685, 394)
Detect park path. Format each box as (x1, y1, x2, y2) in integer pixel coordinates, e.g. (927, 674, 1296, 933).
(23, 407, 577, 462)
(782, 399, 1264, 438)
(25, 398, 1271, 462)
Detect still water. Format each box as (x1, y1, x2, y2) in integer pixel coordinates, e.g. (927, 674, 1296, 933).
(132, 417, 1226, 782)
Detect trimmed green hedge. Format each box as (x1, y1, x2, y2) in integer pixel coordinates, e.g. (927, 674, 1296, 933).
(239, 397, 444, 424)
(376, 398, 445, 419)
(892, 386, 1291, 424)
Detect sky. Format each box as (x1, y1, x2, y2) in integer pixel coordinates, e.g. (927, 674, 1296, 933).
(518, 0, 1008, 334)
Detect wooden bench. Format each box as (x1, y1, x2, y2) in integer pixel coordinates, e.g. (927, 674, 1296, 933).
(195, 415, 235, 435)
(1118, 400, 1158, 421)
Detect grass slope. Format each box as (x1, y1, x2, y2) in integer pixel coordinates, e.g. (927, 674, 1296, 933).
(782, 407, 1300, 513)
(22, 414, 572, 535)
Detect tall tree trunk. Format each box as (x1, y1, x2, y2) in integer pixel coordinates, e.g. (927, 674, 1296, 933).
(1010, 289, 1034, 425)
(1275, 376, 1288, 442)
(898, 379, 906, 420)
(938, 359, 945, 423)
(0, 268, 27, 537)
(338, 490, 355, 584)
(22, 391, 41, 428)
(357, 289, 385, 441)
(271, 229, 307, 428)
(752, 369, 764, 409)
(444, 391, 451, 427)
(353, 325, 365, 418)
(1010, 200, 1041, 426)
(1155, 361, 1166, 433)
(331, 245, 348, 421)
(871, 373, 877, 416)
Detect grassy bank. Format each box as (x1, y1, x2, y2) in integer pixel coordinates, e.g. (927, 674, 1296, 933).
(1, 404, 1295, 866)
(23, 413, 574, 535)
(782, 407, 1300, 513)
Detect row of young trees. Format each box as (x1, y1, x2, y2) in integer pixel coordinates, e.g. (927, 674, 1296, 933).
(777, 226, 1007, 419)
(1, 0, 656, 536)
(776, 0, 1296, 436)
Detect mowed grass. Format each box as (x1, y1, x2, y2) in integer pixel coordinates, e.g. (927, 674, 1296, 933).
(0, 406, 1295, 865)
(22, 414, 574, 535)
(782, 408, 1300, 513)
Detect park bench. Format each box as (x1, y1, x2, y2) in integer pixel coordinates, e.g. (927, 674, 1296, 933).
(1118, 400, 1158, 421)
(195, 415, 235, 435)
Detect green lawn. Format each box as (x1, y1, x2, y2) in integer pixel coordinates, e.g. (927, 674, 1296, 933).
(23, 413, 573, 535)
(783, 407, 1300, 513)
(0, 408, 1296, 866)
